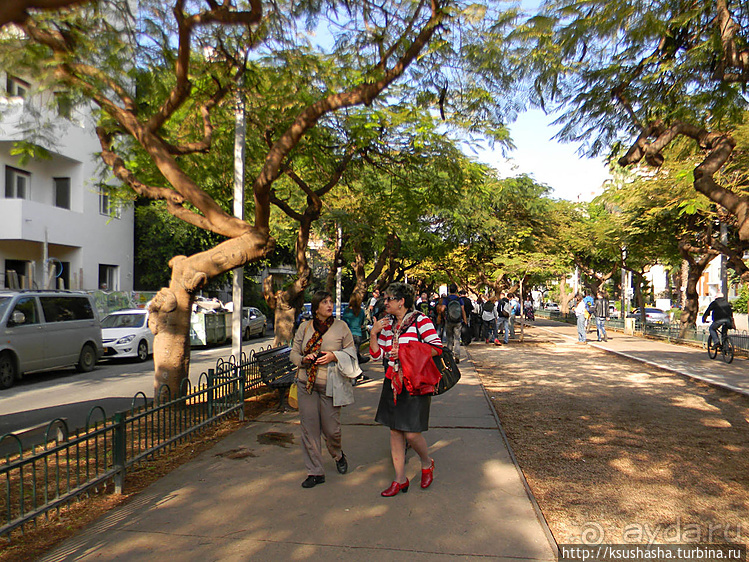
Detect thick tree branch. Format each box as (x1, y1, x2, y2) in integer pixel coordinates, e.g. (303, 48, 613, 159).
(254, 0, 445, 230)
(619, 118, 749, 240)
(0, 0, 92, 27)
(162, 79, 229, 155)
(147, 0, 261, 133)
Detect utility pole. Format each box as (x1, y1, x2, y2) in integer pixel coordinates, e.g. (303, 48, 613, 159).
(335, 223, 342, 318)
(720, 222, 728, 296)
(231, 96, 246, 359)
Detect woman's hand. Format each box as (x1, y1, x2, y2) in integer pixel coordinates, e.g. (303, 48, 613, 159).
(303, 353, 317, 366)
(371, 316, 389, 336)
(314, 351, 337, 365)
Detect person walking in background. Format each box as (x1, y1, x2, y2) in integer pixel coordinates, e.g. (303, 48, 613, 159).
(342, 294, 369, 364)
(508, 293, 520, 339)
(583, 292, 595, 333)
(574, 294, 588, 344)
(434, 294, 446, 340)
(593, 290, 609, 342)
(442, 283, 467, 363)
(366, 289, 380, 325)
(369, 282, 440, 497)
(481, 296, 498, 343)
(291, 291, 360, 489)
(496, 292, 511, 345)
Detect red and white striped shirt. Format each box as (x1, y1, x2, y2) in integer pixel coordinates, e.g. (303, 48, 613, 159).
(371, 312, 442, 377)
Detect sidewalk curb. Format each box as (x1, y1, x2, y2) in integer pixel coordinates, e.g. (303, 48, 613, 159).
(535, 324, 749, 399)
(465, 351, 560, 557)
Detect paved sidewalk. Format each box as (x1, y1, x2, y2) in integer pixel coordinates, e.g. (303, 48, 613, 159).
(41, 357, 557, 561)
(531, 319, 749, 396)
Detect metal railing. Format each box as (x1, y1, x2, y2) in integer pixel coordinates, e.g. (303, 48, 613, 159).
(0, 345, 276, 538)
(534, 310, 749, 355)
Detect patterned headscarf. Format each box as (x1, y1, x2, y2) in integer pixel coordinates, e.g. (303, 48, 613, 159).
(303, 315, 334, 393)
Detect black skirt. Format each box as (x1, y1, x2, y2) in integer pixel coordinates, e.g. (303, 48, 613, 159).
(374, 378, 431, 433)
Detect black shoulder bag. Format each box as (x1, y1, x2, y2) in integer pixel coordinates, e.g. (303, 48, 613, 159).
(414, 313, 461, 395)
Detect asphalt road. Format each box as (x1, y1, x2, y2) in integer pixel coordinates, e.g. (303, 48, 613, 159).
(0, 334, 275, 450)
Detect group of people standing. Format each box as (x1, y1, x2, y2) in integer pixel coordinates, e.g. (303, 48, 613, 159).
(290, 284, 440, 497)
(573, 291, 609, 344)
(405, 284, 532, 360)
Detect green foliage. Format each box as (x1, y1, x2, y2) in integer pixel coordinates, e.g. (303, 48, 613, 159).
(732, 284, 749, 316)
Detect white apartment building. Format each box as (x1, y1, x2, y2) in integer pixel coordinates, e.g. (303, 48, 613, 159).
(0, 72, 133, 291)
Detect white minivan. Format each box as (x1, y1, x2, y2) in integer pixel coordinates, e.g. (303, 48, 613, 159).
(0, 290, 104, 389)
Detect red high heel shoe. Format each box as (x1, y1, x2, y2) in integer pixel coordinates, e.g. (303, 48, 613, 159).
(421, 459, 435, 489)
(381, 479, 410, 497)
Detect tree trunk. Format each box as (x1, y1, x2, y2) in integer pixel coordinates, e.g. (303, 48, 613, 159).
(680, 260, 689, 309)
(559, 276, 572, 313)
(266, 215, 314, 346)
(272, 292, 302, 346)
(679, 264, 705, 338)
(149, 230, 272, 399)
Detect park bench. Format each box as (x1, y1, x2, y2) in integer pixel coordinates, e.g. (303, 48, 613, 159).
(255, 346, 297, 411)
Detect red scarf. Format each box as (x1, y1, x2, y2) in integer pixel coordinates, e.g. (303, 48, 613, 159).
(303, 316, 334, 393)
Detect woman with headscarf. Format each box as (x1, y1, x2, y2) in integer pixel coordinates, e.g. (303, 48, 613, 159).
(369, 282, 442, 497)
(291, 291, 360, 488)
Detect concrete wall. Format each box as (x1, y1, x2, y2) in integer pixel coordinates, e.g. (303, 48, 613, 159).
(0, 73, 133, 291)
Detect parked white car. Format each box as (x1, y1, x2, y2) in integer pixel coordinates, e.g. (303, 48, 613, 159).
(242, 307, 267, 340)
(101, 309, 154, 362)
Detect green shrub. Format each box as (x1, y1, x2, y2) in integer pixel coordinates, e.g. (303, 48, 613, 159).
(732, 285, 749, 315)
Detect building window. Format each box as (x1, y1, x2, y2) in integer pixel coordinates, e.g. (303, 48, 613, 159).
(5, 166, 30, 199)
(6, 76, 29, 98)
(98, 264, 119, 291)
(99, 191, 120, 218)
(53, 177, 71, 209)
(54, 92, 72, 118)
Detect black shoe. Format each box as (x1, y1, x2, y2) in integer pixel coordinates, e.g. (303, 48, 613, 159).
(301, 475, 325, 488)
(358, 356, 370, 364)
(336, 453, 348, 474)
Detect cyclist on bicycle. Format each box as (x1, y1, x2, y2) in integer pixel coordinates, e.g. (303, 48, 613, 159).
(701, 292, 735, 345)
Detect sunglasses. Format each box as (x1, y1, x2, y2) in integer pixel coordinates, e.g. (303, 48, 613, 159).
(384, 296, 401, 302)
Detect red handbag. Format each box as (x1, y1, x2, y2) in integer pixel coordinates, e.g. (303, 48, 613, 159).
(399, 341, 443, 395)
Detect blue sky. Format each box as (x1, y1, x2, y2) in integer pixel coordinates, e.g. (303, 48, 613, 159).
(476, 108, 612, 202)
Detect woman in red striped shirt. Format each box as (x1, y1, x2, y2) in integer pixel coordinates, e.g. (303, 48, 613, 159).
(370, 282, 442, 497)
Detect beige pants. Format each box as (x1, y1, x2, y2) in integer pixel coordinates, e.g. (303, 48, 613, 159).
(297, 380, 342, 476)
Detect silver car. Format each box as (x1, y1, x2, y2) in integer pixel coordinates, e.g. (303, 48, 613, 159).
(628, 307, 669, 324)
(0, 290, 103, 389)
(242, 307, 267, 339)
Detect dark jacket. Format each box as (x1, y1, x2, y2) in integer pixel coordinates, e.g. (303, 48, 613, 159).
(594, 297, 608, 319)
(702, 297, 733, 323)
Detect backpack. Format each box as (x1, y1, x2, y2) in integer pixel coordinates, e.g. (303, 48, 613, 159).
(501, 301, 512, 318)
(482, 300, 495, 313)
(447, 298, 463, 323)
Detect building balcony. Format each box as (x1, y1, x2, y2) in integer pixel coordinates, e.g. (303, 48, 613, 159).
(0, 198, 88, 247)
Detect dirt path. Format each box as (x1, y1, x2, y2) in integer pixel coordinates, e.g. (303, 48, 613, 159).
(470, 332, 749, 546)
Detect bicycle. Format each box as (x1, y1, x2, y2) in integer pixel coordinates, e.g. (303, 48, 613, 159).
(707, 329, 735, 364)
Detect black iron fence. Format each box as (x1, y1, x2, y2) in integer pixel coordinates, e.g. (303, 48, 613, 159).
(534, 309, 749, 355)
(0, 345, 276, 538)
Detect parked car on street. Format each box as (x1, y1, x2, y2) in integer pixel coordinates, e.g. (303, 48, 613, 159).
(545, 302, 560, 312)
(627, 307, 670, 324)
(0, 290, 103, 388)
(242, 307, 267, 339)
(608, 304, 620, 318)
(101, 308, 154, 362)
